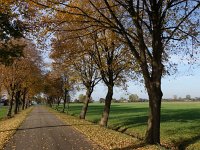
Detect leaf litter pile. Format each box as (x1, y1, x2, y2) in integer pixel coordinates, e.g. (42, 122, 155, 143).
(49, 108, 160, 150)
(0, 108, 33, 149)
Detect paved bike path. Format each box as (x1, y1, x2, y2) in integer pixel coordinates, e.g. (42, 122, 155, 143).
(4, 106, 101, 150)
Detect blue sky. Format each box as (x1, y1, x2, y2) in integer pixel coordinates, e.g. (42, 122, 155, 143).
(88, 56, 200, 100)
(43, 50, 200, 100)
(41, 38, 200, 100)
(89, 68, 200, 100)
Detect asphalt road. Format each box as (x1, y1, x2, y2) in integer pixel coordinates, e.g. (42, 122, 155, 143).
(4, 106, 102, 150)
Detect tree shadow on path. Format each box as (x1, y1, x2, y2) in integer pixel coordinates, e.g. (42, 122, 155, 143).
(0, 123, 95, 132)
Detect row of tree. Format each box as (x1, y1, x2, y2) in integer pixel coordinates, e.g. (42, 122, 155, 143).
(28, 0, 199, 144)
(5, 0, 198, 145)
(0, 1, 44, 117)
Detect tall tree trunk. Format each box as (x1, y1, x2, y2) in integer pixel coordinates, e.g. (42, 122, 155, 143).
(66, 97, 70, 114)
(79, 87, 92, 119)
(62, 88, 67, 113)
(144, 84, 162, 144)
(22, 94, 25, 110)
(62, 101, 66, 113)
(99, 84, 113, 126)
(22, 88, 27, 110)
(14, 90, 20, 114)
(143, 61, 163, 144)
(7, 90, 15, 117)
(143, 10, 164, 144)
(65, 89, 71, 114)
(49, 97, 53, 107)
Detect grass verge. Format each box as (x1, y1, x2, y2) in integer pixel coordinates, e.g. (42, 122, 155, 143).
(53, 102, 200, 149)
(48, 107, 161, 150)
(0, 106, 9, 120)
(0, 107, 33, 149)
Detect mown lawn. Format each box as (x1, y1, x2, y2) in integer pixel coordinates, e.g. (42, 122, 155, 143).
(0, 106, 8, 120)
(53, 102, 200, 149)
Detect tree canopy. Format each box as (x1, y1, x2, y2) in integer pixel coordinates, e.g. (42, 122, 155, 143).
(0, 0, 199, 145)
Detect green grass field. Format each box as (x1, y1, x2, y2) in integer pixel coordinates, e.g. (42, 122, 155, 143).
(54, 102, 200, 149)
(0, 106, 8, 120)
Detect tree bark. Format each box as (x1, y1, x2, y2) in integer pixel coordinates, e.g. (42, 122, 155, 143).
(144, 84, 162, 144)
(99, 84, 113, 126)
(62, 88, 67, 113)
(22, 88, 27, 110)
(22, 94, 25, 110)
(79, 87, 92, 119)
(142, 12, 163, 143)
(66, 91, 70, 114)
(7, 90, 15, 117)
(62, 100, 66, 113)
(143, 60, 163, 144)
(14, 90, 21, 114)
(49, 97, 53, 107)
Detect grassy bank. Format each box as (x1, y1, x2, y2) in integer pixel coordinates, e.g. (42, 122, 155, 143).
(53, 102, 200, 149)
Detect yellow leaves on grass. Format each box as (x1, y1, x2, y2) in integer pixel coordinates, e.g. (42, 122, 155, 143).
(49, 108, 138, 150)
(48, 108, 163, 150)
(0, 108, 33, 149)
